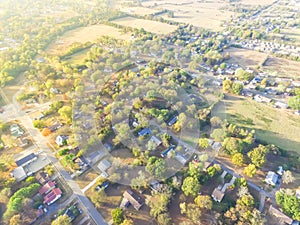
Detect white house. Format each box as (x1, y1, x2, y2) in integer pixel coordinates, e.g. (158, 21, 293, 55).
(55, 135, 68, 146)
(265, 171, 278, 186)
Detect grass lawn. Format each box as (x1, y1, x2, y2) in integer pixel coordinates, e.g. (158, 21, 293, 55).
(75, 169, 99, 190)
(214, 95, 300, 154)
(64, 48, 90, 65)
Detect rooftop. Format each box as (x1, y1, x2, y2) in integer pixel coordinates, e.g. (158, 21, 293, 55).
(15, 153, 37, 167)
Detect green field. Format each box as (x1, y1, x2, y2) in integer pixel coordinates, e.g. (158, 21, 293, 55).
(214, 95, 300, 154)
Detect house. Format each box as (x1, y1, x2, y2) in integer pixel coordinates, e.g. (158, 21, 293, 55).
(175, 152, 188, 165)
(265, 171, 279, 186)
(167, 115, 178, 126)
(121, 189, 145, 210)
(55, 135, 68, 146)
(138, 127, 152, 137)
(39, 181, 56, 195)
(269, 205, 294, 225)
(275, 101, 288, 109)
(161, 145, 175, 157)
(15, 153, 37, 167)
(48, 122, 63, 132)
(11, 166, 27, 181)
(43, 188, 62, 205)
(211, 186, 225, 202)
(84, 151, 107, 166)
(35, 171, 50, 184)
(149, 136, 162, 147)
(211, 142, 222, 151)
(10, 124, 24, 137)
(97, 159, 111, 173)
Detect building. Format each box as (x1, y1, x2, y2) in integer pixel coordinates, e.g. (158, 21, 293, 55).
(161, 145, 175, 157)
(265, 171, 279, 186)
(55, 135, 68, 146)
(137, 127, 152, 137)
(97, 159, 111, 174)
(43, 188, 62, 205)
(269, 205, 294, 225)
(121, 189, 145, 210)
(175, 152, 188, 165)
(149, 136, 162, 147)
(11, 166, 27, 181)
(35, 171, 50, 184)
(211, 186, 225, 202)
(39, 181, 56, 195)
(10, 124, 24, 137)
(15, 153, 37, 167)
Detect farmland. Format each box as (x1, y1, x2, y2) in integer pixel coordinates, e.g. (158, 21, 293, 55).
(215, 95, 300, 154)
(46, 24, 131, 55)
(140, 0, 235, 31)
(112, 16, 178, 34)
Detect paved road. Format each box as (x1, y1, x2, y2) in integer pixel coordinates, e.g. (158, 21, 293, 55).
(3, 88, 107, 225)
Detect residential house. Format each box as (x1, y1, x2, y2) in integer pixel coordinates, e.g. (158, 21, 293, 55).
(97, 159, 111, 177)
(149, 136, 162, 147)
(43, 188, 62, 205)
(84, 150, 107, 166)
(211, 186, 225, 202)
(65, 208, 76, 222)
(39, 181, 56, 195)
(167, 115, 178, 126)
(265, 171, 279, 186)
(35, 171, 50, 184)
(175, 152, 188, 165)
(10, 124, 24, 137)
(269, 205, 294, 225)
(161, 145, 175, 158)
(274, 101, 288, 109)
(55, 135, 68, 146)
(138, 127, 152, 137)
(15, 153, 37, 167)
(121, 189, 145, 210)
(11, 166, 27, 182)
(48, 122, 63, 132)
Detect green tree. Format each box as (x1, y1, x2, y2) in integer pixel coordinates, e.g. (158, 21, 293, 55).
(58, 105, 72, 123)
(111, 208, 124, 225)
(223, 137, 243, 155)
(185, 203, 201, 224)
(282, 170, 295, 184)
(146, 156, 166, 178)
(120, 219, 134, 225)
(235, 68, 254, 81)
(51, 215, 71, 225)
(288, 96, 300, 110)
(232, 153, 244, 167)
(33, 120, 46, 129)
(247, 145, 269, 168)
(198, 138, 209, 149)
(194, 195, 212, 209)
(276, 189, 300, 220)
(182, 177, 200, 197)
(243, 164, 256, 177)
(157, 213, 171, 225)
(231, 82, 243, 95)
(223, 80, 232, 93)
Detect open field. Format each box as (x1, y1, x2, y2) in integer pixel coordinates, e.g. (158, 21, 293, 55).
(224, 47, 268, 68)
(118, 6, 160, 16)
(214, 95, 300, 154)
(263, 56, 300, 79)
(239, 0, 277, 6)
(112, 16, 177, 34)
(140, 0, 235, 31)
(46, 24, 131, 55)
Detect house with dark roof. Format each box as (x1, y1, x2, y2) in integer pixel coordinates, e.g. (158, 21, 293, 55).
(43, 188, 62, 205)
(39, 181, 56, 195)
(121, 189, 145, 210)
(65, 208, 76, 221)
(138, 127, 152, 137)
(15, 153, 37, 167)
(161, 145, 175, 158)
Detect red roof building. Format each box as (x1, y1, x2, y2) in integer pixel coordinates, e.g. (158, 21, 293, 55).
(39, 181, 56, 195)
(43, 188, 62, 205)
